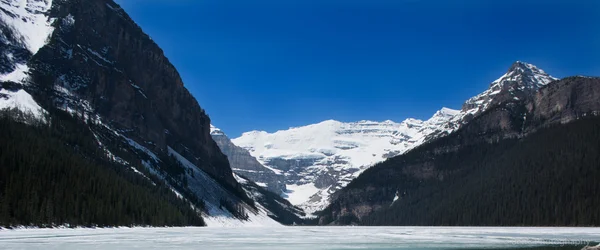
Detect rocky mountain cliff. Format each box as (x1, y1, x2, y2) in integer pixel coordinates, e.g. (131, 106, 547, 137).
(0, 0, 299, 226)
(40, 0, 239, 192)
(210, 125, 286, 194)
(317, 68, 600, 225)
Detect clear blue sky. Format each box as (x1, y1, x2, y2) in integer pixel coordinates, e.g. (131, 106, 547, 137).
(115, 0, 599, 137)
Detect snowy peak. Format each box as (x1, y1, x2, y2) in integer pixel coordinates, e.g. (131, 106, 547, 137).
(435, 107, 461, 117)
(413, 107, 460, 138)
(421, 61, 560, 141)
(231, 111, 458, 213)
(500, 61, 557, 88)
(429, 107, 460, 123)
(234, 119, 429, 165)
(462, 61, 557, 114)
(210, 124, 225, 136)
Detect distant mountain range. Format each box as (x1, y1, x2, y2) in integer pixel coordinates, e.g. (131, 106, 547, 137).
(229, 109, 458, 213)
(220, 61, 563, 215)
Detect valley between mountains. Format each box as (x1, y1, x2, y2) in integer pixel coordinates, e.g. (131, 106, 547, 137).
(1, 0, 599, 227)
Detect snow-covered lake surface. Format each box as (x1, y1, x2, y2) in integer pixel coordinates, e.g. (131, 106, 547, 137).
(1, 227, 598, 249)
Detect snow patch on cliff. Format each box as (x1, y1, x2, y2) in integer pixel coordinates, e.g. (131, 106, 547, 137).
(0, 64, 29, 83)
(0, 88, 46, 120)
(0, 0, 56, 54)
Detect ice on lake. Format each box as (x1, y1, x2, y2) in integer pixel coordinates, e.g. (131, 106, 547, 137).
(1, 227, 599, 250)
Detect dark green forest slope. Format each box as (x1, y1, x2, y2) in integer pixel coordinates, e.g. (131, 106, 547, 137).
(0, 110, 205, 227)
(319, 116, 600, 226)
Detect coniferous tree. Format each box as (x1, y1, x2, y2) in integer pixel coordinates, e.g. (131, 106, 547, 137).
(0, 109, 206, 227)
(321, 116, 600, 226)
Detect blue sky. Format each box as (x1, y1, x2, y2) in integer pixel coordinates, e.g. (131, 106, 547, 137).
(115, 0, 599, 137)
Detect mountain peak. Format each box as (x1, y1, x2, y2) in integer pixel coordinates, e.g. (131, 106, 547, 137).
(510, 61, 545, 73)
(494, 61, 557, 88)
(463, 61, 558, 114)
(434, 107, 460, 118)
(423, 107, 459, 129)
(210, 124, 225, 136)
(510, 60, 534, 70)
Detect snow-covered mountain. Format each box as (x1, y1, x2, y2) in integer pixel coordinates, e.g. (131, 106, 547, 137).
(232, 108, 459, 213)
(464, 61, 557, 112)
(439, 61, 558, 135)
(232, 61, 558, 214)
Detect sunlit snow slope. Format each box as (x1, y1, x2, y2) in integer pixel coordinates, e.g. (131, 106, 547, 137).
(0, 0, 55, 119)
(233, 61, 557, 214)
(232, 109, 459, 213)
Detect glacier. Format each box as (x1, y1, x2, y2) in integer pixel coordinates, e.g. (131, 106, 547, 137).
(232, 109, 459, 213)
(231, 61, 558, 214)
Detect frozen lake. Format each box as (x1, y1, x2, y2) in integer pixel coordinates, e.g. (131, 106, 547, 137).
(0, 227, 598, 249)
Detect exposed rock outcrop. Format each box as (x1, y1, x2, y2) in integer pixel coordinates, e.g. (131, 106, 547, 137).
(0, 0, 295, 226)
(22, 0, 239, 193)
(211, 125, 286, 194)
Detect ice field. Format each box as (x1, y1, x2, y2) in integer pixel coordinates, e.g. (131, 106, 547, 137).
(1, 227, 599, 249)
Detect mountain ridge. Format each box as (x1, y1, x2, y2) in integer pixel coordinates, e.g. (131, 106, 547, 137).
(232, 106, 461, 213)
(230, 61, 558, 214)
(317, 75, 600, 225)
(438, 61, 559, 136)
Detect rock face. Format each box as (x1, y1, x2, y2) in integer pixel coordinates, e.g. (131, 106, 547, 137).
(0, 0, 296, 226)
(459, 76, 600, 142)
(318, 62, 600, 225)
(232, 108, 459, 213)
(533, 76, 600, 127)
(210, 125, 286, 194)
(24, 0, 240, 191)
